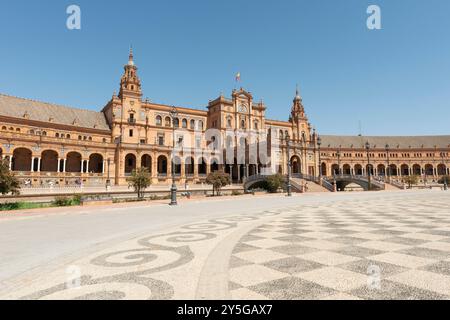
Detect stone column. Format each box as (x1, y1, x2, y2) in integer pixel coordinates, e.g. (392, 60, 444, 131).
(86, 160, 90, 173)
(167, 158, 172, 180)
(193, 159, 199, 178)
(57, 159, 61, 173)
(31, 158, 35, 172)
(9, 156, 13, 170)
(237, 165, 241, 182)
(206, 160, 211, 175)
(63, 159, 67, 173)
(181, 159, 185, 178)
(37, 157, 41, 172)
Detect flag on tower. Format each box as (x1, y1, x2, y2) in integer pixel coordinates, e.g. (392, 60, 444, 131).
(235, 72, 241, 82)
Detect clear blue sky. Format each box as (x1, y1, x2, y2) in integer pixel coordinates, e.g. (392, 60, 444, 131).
(1, 0, 449, 136)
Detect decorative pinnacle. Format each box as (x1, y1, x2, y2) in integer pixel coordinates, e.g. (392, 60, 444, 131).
(128, 45, 134, 66)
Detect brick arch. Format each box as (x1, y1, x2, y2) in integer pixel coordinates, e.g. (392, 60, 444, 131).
(41, 150, 59, 172)
(198, 157, 207, 175)
(185, 156, 194, 175)
(290, 155, 301, 174)
(124, 153, 136, 174)
(157, 155, 168, 175)
(141, 154, 152, 172)
(88, 153, 104, 173)
(66, 152, 82, 173)
(12, 147, 32, 172)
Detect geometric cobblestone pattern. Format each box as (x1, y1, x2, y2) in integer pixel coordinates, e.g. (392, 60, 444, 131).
(1, 193, 449, 300)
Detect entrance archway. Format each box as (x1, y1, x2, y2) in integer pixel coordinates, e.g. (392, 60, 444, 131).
(290, 155, 301, 174)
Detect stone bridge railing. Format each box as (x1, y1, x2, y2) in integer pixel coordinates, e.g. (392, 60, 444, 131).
(324, 174, 385, 191)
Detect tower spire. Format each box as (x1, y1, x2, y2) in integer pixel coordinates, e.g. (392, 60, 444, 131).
(128, 45, 134, 66)
(294, 84, 301, 102)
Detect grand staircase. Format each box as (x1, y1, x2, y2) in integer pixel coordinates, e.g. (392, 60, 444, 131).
(291, 177, 331, 192)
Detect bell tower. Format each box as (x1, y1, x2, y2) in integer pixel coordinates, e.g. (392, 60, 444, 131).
(290, 86, 311, 143)
(119, 47, 142, 99)
(291, 86, 305, 121)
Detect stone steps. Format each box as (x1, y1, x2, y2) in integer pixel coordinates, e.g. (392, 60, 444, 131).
(291, 178, 331, 192)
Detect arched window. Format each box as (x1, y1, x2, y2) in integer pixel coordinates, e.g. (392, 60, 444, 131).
(156, 115, 162, 126)
(241, 120, 245, 129)
(55, 133, 59, 138)
(190, 119, 195, 129)
(173, 118, 180, 128)
(198, 120, 204, 131)
(165, 117, 171, 127)
(227, 117, 232, 128)
(182, 118, 187, 128)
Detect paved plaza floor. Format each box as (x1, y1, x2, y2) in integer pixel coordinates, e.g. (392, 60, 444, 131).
(0, 190, 449, 300)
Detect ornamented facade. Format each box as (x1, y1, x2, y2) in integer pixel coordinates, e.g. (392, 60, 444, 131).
(1, 50, 449, 189)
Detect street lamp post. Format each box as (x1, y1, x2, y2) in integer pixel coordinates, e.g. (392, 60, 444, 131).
(169, 106, 178, 206)
(106, 158, 111, 190)
(337, 147, 341, 176)
(385, 144, 390, 183)
(365, 141, 371, 191)
(441, 152, 448, 191)
(286, 134, 292, 196)
(317, 136, 322, 183)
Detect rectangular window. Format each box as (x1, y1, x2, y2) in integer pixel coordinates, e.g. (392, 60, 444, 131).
(158, 135, 164, 146)
(140, 139, 146, 144)
(129, 129, 133, 137)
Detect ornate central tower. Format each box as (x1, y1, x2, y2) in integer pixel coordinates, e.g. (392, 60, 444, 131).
(119, 47, 142, 99)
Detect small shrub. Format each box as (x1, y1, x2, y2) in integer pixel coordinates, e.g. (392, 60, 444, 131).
(438, 175, 450, 185)
(231, 190, 242, 196)
(206, 172, 231, 196)
(53, 196, 72, 207)
(0, 202, 20, 211)
(265, 174, 285, 193)
(72, 195, 82, 205)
